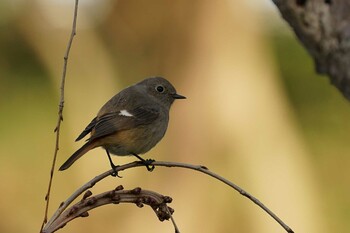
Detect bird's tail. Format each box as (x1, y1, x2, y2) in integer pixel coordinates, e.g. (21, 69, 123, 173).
(59, 141, 96, 171)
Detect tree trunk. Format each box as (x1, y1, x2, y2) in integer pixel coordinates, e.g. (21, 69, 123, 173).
(272, 0, 350, 99)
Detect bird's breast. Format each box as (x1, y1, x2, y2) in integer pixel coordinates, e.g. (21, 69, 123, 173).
(103, 117, 168, 156)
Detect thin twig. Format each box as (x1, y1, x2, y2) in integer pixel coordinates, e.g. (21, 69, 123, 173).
(46, 161, 294, 233)
(40, 1, 79, 232)
(166, 205, 180, 233)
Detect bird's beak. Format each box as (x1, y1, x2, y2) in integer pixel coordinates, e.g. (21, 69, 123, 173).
(172, 93, 186, 99)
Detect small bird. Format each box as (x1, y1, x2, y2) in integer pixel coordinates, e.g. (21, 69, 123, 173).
(59, 77, 185, 174)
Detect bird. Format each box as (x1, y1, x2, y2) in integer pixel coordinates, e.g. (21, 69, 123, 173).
(59, 77, 185, 175)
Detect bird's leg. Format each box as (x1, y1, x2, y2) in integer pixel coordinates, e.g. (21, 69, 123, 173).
(132, 153, 155, 172)
(106, 149, 122, 177)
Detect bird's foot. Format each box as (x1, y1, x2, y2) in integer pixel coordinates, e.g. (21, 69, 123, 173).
(131, 153, 155, 172)
(139, 159, 155, 172)
(111, 165, 122, 178)
(106, 149, 122, 178)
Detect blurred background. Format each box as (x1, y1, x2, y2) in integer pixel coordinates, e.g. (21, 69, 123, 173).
(1, 0, 350, 232)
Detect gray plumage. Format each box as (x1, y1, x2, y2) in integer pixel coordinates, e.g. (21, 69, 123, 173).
(59, 77, 185, 171)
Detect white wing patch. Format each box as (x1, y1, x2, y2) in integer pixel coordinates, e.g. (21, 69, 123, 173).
(119, 110, 133, 117)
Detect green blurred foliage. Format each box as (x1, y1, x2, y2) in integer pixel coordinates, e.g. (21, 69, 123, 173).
(269, 30, 350, 231)
(0, 26, 56, 162)
(271, 32, 350, 142)
(270, 31, 350, 158)
(0, 24, 58, 233)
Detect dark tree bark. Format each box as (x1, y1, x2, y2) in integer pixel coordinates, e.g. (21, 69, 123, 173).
(272, 0, 350, 99)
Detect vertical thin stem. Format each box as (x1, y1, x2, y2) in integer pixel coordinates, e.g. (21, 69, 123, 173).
(40, 1, 79, 232)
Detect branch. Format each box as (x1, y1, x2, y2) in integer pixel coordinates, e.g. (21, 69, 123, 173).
(272, 0, 350, 100)
(45, 161, 294, 233)
(40, 0, 79, 232)
(43, 186, 174, 233)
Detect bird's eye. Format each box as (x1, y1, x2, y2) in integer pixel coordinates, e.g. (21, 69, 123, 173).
(155, 85, 165, 93)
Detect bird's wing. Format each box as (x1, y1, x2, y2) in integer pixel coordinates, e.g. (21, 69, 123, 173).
(88, 105, 160, 141)
(75, 117, 97, 141)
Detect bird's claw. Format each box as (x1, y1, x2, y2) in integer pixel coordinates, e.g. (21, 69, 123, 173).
(111, 165, 122, 178)
(140, 159, 155, 172)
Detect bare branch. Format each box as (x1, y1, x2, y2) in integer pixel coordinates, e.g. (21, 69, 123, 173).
(40, 1, 79, 232)
(45, 161, 294, 233)
(43, 186, 174, 233)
